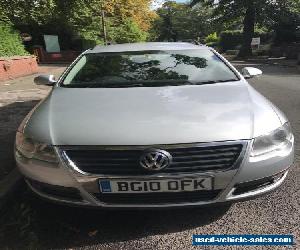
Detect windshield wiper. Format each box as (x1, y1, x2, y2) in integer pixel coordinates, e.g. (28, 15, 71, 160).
(188, 79, 239, 85)
(63, 82, 146, 88)
(63, 79, 239, 88)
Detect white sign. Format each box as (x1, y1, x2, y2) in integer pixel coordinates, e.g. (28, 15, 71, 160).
(251, 37, 261, 46)
(44, 35, 60, 53)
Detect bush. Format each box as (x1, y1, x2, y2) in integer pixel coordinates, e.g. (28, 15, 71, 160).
(219, 30, 273, 52)
(255, 29, 274, 44)
(0, 22, 29, 57)
(219, 30, 243, 52)
(205, 42, 219, 48)
(205, 32, 219, 44)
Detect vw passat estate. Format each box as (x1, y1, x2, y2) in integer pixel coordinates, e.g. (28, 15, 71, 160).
(15, 42, 294, 208)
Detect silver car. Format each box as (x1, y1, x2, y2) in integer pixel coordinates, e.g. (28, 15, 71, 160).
(15, 42, 294, 208)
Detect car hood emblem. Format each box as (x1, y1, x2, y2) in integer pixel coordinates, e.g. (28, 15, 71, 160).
(139, 149, 172, 171)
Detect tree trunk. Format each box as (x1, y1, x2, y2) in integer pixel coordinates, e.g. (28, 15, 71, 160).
(238, 0, 255, 58)
(101, 8, 108, 45)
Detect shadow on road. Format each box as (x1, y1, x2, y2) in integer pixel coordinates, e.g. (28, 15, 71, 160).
(0, 100, 40, 180)
(1, 185, 231, 249)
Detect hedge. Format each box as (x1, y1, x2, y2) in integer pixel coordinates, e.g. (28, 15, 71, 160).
(219, 30, 274, 52)
(205, 32, 219, 44)
(0, 22, 29, 57)
(219, 30, 243, 51)
(206, 42, 219, 48)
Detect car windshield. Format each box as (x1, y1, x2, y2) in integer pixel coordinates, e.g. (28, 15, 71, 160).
(61, 49, 239, 88)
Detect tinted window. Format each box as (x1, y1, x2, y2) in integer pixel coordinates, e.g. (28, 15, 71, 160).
(62, 50, 239, 88)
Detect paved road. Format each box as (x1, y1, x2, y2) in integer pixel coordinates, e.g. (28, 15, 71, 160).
(0, 63, 299, 250)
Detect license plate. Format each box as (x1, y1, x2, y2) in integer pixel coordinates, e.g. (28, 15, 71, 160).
(99, 176, 213, 193)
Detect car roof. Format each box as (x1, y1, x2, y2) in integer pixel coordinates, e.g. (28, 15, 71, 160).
(87, 42, 207, 54)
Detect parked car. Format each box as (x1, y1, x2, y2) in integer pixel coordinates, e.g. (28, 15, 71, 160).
(15, 42, 294, 208)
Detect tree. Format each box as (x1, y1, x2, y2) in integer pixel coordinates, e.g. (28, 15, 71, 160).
(71, 0, 156, 43)
(191, 0, 300, 57)
(191, 0, 261, 57)
(264, 0, 300, 44)
(104, 0, 156, 32)
(0, 0, 156, 48)
(109, 18, 148, 43)
(0, 0, 81, 49)
(152, 1, 215, 42)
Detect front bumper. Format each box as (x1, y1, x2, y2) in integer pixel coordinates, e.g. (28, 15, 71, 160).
(15, 139, 294, 208)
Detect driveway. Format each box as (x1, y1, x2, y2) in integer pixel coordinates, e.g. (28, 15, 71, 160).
(0, 63, 299, 250)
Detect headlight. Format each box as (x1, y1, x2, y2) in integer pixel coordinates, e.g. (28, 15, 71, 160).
(16, 132, 58, 163)
(251, 122, 293, 157)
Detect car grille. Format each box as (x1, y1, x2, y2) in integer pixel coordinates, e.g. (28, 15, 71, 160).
(93, 190, 222, 205)
(61, 143, 244, 175)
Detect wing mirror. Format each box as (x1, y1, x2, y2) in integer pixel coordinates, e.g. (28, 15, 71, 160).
(242, 67, 263, 79)
(34, 75, 57, 86)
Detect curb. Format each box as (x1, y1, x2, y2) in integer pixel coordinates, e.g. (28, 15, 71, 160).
(0, 168, 22, 208)
(262, 61, 298, 68)
(232, 60, 298, 68)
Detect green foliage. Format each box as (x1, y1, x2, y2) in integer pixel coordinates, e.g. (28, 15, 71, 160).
(205, 42, 219, 48)
(219, 30, 243, 51)
(191, 0, 300, 56)
(204, 33, 219, 44)
(68, 0, 104, 44)
(191, 0, 261, 56)
(219, 29, 273, 52)
(0, 22, 29, 57)
(0, 0, 155, 49)
(263, 0, 300, 44)
(1, 0, 298, 53)
(255, 28, 274, 43)
(110, 18, 147, 43)
(151, 1, 215, 42)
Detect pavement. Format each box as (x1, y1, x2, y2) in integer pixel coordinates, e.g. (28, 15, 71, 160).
(0, 65, 66, 213)
(0, 62, 299, 249)
(225, 56, 299, 67)
(0, 65, 65, 181)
